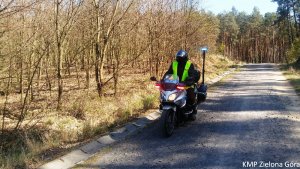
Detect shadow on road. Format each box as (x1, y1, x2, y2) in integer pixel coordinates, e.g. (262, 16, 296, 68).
(75, 117, 300, 169)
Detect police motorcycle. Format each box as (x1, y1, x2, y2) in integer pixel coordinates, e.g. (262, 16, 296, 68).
(150, 47, 208, 137)
(150, 74, 206, 137)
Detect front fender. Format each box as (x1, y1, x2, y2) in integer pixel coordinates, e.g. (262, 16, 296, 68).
(162, 105, 176, 112)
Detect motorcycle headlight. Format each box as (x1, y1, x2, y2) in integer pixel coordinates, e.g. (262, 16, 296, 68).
(168, 93, 177, 101)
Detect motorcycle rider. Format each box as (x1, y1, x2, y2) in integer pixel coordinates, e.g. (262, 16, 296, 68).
(163, 50, 200, 116)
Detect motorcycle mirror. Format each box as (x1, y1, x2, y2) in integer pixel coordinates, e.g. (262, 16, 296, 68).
(150, 76, 157, 81)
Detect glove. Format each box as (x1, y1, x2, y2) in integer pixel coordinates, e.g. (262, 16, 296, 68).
(184, 77, 195, 86)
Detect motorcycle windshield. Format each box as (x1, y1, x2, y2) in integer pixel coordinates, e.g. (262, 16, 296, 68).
(162, 74, 179, 91)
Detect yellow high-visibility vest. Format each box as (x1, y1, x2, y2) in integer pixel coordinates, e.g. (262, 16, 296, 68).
(172, 60, 191, 82)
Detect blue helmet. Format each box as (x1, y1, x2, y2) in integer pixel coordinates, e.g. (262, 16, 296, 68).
(176, 50, 188, 62)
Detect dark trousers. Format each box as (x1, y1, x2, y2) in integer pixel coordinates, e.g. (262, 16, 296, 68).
(186, 88, 196, 106)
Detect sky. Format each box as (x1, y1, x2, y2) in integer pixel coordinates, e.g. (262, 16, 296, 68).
(202, 0, 278, 15)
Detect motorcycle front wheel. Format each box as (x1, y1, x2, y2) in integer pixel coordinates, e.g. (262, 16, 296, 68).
(160, 110, 175, 137)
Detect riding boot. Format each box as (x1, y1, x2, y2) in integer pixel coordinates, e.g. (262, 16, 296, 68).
(192, 103, 197, 115)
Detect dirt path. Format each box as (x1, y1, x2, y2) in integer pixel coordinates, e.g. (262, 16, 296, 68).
(74, 64, 300, 169)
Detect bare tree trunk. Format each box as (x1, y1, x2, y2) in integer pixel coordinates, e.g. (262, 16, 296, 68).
(45, 44, 52, 95)
(272, 30, 276, 63)
(112, 34, 120, 96)
(94, 0, 103, 97)
(55, 0, 63, 110)
(57, 53, 63, 110)
(85, 47, 91, 89)
(19, 51, 24, 99)
(2, 57, 13, 134)
(75, 60, 81, 88)
(95, 43, 102, 97)
(37, 60, 41, 95)
(28, 52, 33, 101)
(292, 2, 299, 37)
(99, 0, 120, 83)
(18, 0, 26, 101)
(15, 51, 45, 130)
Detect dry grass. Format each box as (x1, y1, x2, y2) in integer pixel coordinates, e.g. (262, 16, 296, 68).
(0, 54, 235, 169)
(282, 62, 300, 95)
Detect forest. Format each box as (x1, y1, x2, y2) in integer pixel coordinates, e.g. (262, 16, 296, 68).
(0, 0, 299, 168)
(218, 0, 300, 64)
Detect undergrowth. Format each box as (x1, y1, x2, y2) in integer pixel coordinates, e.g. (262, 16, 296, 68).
(282, 61, 300, 95)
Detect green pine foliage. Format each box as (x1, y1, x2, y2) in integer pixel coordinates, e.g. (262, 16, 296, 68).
(288, 38, 300, 63)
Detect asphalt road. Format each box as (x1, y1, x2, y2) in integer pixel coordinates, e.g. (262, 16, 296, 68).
(74, 64, 300, 169)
